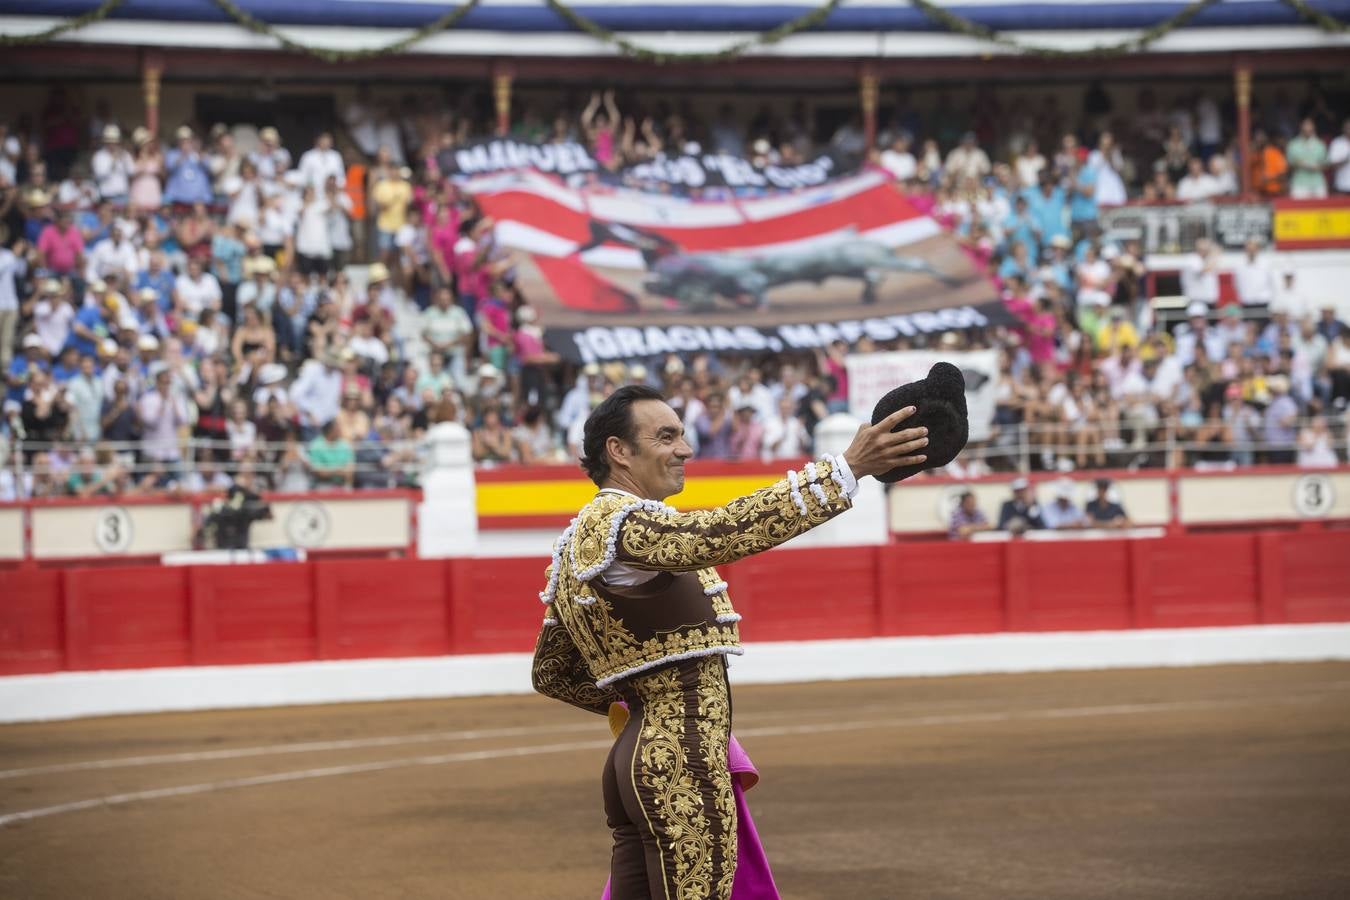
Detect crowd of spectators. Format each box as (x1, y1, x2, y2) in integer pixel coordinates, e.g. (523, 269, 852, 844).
(1, 81, 1348, 501)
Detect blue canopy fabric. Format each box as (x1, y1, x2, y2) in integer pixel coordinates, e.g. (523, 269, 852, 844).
(3, 0, 1347, 33)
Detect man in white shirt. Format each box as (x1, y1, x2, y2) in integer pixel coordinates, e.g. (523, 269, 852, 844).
(421, 287, 473, 385)
(85, 224, 139, 284)
(342, 88, 383, 159)
(1176, 157, 1222, 202)
(1175, 301, 1229, 365)
(0, 238, 28, 369)
(1089, 132, 1128, 207)
(32, 280, 75, 357)
(290, 353, 343, 435)
(1040, 480, 1087, 530)
(944, 132, 991, 182)
(1275, 270, 1311, 320)
(0, 124, 19, 187)
(761, 395, 810, 460)
(91, 125, 132, 204)
(137, 364, 190, 465)
(297, 132, 345, 191)
(249, 126, 292, 184)
(879, 133, 917, 182)
(174, 257, 223, 317)
(727, 370, 775, 425)
(558, 364, 604, 436)
(348, 318, 389, 368)
(1233, 237, 1277, 311)
(1328, 117, 1350, 195)
(1180, 237, 1221, 307)
(1195, 93, 1224, 156)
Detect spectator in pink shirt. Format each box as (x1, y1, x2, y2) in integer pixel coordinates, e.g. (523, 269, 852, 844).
(816, 340, 849, 412)
(477, 280, 514, 372)
(454, 218, 493, 316)
(729, 401, 764, 460)
(36, 208, 84, 277)
(1005, 278, 1058, 368)
(429, 204, 460, 288)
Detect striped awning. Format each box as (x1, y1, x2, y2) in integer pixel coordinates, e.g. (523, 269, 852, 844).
(2, 0, 1349, 58)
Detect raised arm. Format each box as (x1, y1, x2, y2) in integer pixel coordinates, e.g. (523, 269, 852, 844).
(580, 92, 601, 132)
(580, 407, 926, 575)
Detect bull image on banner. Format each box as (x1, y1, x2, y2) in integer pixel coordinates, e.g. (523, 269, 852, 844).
(466, 169, 1007, 362)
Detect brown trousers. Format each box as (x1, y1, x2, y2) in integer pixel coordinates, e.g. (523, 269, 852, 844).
(603, 655, 737, 900)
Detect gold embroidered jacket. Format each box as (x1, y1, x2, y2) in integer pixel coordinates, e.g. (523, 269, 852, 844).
(530, 456, 853, 712)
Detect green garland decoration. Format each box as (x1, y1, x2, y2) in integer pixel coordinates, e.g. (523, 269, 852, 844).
(544, 0, 844, 64)
(207, 0, 480, 63)
(1280, 0, 1350, 33)
(0, 0, 125, 47)
(907, 0, 1224, 59)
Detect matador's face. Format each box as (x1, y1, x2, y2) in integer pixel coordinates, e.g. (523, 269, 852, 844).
(618, 400, 693, 501)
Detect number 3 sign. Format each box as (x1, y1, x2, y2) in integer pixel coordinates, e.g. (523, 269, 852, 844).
(93, 506, 134, 554)
(1292, 474, 1335, 518)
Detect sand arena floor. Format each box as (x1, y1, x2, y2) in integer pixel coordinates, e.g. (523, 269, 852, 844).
(2, 662, 1349, 899)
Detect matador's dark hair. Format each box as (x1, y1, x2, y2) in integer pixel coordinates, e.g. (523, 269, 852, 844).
(580, 384, 666, 486)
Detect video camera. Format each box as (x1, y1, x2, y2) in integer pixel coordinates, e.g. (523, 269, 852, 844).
(197, 485, 273, 550)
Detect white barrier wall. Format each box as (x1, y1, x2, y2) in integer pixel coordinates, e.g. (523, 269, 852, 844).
(247, 498, 410, 550)
(17, 495, 414, 560)
(6, 624, 1349, 722)
(889, 477, 1171, 532)
(31, 503, 194, 559)
(0, 508, 23, 559)
(1179, 471, 1349, 523)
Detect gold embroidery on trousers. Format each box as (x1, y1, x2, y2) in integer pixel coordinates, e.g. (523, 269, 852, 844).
(696, 657, 737, 900)
(632, 662, 738, 900)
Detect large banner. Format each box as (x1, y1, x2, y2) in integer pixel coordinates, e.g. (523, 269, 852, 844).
(466, 169, 1006, 363)
(845, 349, 1000, 443)
(1098, 201, 1271, 254)
(444, 138, 856, 191)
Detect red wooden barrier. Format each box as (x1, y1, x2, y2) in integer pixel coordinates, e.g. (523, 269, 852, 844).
(727, 546, 879, 643)
(314, 558, 450, 660)
(450, 557, 548, 654)
(1270, 531, 1350, 624)
(1014, 541, 1134, 632)
(63, 567, 191, 671)
(878, 541, 1005, 636)
(1141, 533, 1261, 628)
(2, 531, 1349, 676)
(0, 569, 63, 675)
(190, 563, 316, 665)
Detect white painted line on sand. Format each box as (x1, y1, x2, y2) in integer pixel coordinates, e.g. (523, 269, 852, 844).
(3, 690, 1344, 829)
(0, 722, 600, 780)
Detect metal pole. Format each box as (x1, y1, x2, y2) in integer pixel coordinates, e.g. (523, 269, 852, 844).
(492, 64, 514, 138)
(142, 52, 164, 139)
(860, 65, 880, 152)
(1235, 60, 1253, 199)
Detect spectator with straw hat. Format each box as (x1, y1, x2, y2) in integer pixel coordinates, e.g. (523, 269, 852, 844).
(91, 124, 131, 205)
(129, 126, 163, 214)
(164, 127, 213, 207)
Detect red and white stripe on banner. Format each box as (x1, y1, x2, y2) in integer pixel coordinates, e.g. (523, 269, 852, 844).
(467, 170, 941, 268)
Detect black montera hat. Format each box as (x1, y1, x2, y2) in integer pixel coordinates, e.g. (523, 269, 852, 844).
(869, 362, 969, 483)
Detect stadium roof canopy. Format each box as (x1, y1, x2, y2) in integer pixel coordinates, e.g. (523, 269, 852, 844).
(4, 0, 1350, 62)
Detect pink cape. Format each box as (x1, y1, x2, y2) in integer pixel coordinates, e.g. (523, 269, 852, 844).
(600, 731, 781, 899)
